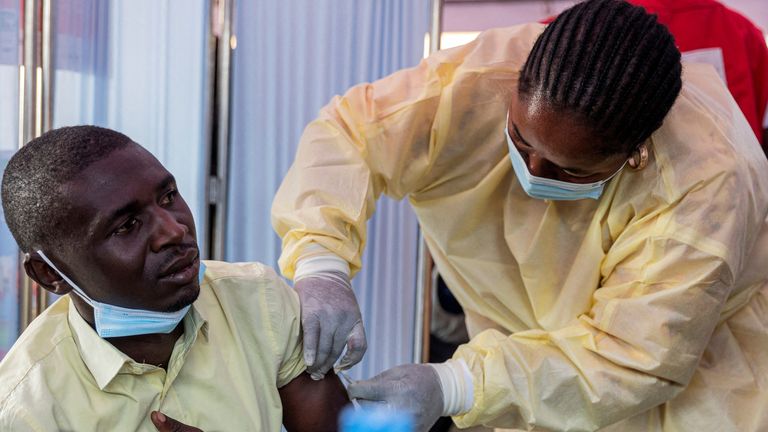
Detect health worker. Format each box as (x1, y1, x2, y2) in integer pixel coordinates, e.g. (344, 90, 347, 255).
(271, 0, 768, 430)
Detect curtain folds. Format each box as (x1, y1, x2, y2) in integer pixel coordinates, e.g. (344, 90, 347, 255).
(227, 0, 430, 379)
(51, 0, 209, 227)
(0, 0, 210, 358)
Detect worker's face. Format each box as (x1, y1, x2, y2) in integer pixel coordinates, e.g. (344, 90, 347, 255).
(507, 94, 628, 183)
(48, 144, 200, 314)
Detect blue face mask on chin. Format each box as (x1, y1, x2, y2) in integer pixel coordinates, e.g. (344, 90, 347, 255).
(36, 250, 205, 338)
(505, 126, 625, 201)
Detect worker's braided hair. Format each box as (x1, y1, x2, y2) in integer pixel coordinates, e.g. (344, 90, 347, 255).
(518, 0, 682, 156)
(2, 126, 132, 252)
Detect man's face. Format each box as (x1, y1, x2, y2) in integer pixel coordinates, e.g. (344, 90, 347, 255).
(52, 143, 200, 312)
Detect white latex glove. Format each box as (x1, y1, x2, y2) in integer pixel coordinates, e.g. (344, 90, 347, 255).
(347, 364, 443, 432)
(294, 271, 367, 379)
(347, 360, 474, 432)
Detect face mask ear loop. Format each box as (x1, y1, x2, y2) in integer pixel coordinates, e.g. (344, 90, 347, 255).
(36, 250, 95, 308)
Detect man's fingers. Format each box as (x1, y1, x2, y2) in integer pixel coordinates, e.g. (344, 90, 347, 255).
(150, 411, 202, 432)
(301, 317, 321, 367)
(337, 322, 367, 370)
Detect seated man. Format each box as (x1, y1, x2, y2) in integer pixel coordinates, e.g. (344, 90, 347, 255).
(0, 126, 349, 431)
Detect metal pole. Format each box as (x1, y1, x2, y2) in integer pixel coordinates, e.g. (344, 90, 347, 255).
(209, 0, 234, 261)
(200, 0, 218, 260)
(18, 0, 53, 326)
(22, 0, 38, 143)
(17, 65, 30, 332)
(429, 0, 443, 55)
(19, 0, 42, 330)
(41, 0, 52, 133)
(414, 234, 435, 364)
(413, 0, 443, 365)
(36, 0, 53, 313)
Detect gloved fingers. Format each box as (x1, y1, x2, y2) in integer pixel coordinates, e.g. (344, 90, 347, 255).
(356, 399, 391, 411)
(326, 325, 350, 373)
(308, 321, 336, 376)
(301, 315, 321, 368)
(336, 321, 367, 370)
(347, 377, 389, 401)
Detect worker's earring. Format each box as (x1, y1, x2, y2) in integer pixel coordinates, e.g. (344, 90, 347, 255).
(628, 144, 648, 170)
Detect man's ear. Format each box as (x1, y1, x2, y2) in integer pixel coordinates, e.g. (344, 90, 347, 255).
(24, 252, 72, 295)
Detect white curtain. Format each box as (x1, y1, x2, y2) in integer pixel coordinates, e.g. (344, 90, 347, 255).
(52, 0, 210, 237)
(0, 0, 211, 358)
(227, 0, 431, 379)
(0, 0, 21, 358)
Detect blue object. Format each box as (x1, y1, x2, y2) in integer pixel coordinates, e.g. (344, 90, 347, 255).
(506, 125, 624, 201)
(340, 406, 414, 432)
(198, 261, 206, 284)
(37, 250, 195, 339)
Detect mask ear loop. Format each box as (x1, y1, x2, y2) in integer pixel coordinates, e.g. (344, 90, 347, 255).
(628, 144, 649, 170)
(36, 250, 95, 307)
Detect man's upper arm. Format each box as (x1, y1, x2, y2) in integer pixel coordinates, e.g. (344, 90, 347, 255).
(260, 266, 351, 430)
(264, 267, 307, 388)
(279, 371, 350, 432)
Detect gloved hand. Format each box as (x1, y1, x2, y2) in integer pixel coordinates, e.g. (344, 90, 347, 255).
(347, 364, 444, 432)
(294, 270, 367, 379)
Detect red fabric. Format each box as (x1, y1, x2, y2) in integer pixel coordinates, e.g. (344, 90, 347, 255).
(629, 0, 768, 146)
(542, 1, 768, 146)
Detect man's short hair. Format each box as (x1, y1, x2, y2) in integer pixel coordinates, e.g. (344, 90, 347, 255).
(1, 126, 133, 252)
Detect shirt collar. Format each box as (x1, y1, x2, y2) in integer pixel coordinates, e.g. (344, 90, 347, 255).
(183, 302, 209, 345)
(67, 297, 130, 390)
(67, 296, 208, 390)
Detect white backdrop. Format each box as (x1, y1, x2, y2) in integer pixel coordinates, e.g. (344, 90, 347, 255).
(226, 0, 431, 379)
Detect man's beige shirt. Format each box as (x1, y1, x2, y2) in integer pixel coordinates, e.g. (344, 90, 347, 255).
(0, 261, 306, 431)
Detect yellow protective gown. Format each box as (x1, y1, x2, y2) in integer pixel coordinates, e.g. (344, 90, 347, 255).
(272, 23, 768, 431)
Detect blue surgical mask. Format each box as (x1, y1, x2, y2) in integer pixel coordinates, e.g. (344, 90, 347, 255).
(37, 251, 205, 338)
(505, 126, 625, 201)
